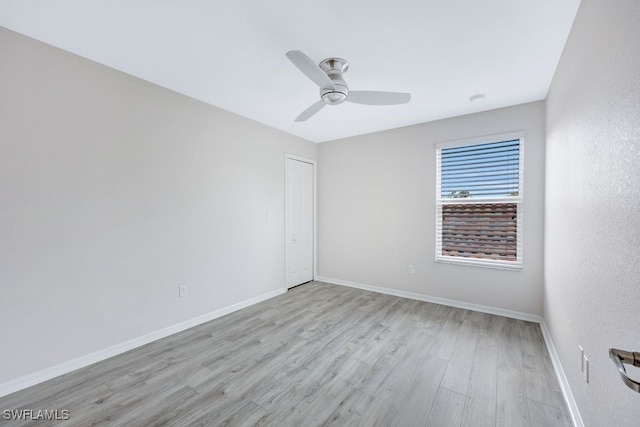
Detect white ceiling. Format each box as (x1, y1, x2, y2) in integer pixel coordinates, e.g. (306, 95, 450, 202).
(0, 0, 581, 143)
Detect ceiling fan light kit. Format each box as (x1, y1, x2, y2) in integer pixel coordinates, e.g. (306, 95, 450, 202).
(318, 57, 349, 105)
(286, 50, 411, 122)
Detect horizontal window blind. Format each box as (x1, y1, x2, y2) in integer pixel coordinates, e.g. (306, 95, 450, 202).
(436, 136, 523, 269)
(440, 139, 520, 199)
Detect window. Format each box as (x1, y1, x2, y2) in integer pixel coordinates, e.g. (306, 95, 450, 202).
(435, 133, 523, 270)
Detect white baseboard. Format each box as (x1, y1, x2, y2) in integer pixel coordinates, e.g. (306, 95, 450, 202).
(316, 275, 583, 426)
(316, 276, 540, 322)
(0, 287, 286, 398)
(539, 320, 584, 427)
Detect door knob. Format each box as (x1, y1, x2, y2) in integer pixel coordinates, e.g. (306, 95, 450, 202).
(610, 347, 640, 393)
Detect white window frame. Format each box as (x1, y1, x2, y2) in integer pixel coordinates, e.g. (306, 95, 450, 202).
(435, 131, 524, 270)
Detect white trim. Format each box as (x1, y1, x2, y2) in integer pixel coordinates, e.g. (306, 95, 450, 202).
(436, 255, 523, 271)
(0, 287, 286, 398)
(435, 132, 524, 270)
(316, 276, 539, 322)
(284, 153, 318, 287)
(539, 320, 584, 427)
(437, 197, 524, 205)
(283, 153, 316, 165)
(316, 275, 583, 426)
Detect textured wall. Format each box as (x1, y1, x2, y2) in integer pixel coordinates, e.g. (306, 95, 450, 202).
(0, 28, 316, 384)
(318, 102, 546, 315)
(545, 0, 640, 425)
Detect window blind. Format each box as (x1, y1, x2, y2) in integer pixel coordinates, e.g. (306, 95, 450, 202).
(440, 139, 520, 199)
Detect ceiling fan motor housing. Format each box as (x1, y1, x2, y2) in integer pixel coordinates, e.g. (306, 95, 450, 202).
(319, 57, 349, 105)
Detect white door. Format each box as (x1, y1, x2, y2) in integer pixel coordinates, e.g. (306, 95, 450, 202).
(286, 157, 314, 288)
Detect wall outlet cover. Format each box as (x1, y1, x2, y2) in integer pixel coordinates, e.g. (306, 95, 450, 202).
(179, 285, 188, 297)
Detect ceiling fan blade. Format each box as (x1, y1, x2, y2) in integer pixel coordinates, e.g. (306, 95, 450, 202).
(347, 91, 411, 105)
(286, 50, 335, 89)
(295, 100, 326, 122)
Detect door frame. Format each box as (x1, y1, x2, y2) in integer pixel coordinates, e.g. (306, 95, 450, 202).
(284, 153, 317, 289)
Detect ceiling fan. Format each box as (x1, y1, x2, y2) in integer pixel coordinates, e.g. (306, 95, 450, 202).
(286, 50, 411, 122)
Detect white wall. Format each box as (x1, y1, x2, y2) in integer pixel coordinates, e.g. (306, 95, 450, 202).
(317, 101, 545, 315)
(545, 1, 640, 425)
(0, 27, 316, 385)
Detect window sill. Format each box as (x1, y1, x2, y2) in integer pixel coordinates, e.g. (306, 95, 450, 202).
(436, 256, 522, 271)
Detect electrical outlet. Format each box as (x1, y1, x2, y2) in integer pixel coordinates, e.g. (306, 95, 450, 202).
(179, 285, 188, 298)
(407, 265, 415, 275)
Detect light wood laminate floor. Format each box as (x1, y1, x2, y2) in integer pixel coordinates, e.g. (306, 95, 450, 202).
(0, 282, 572, 426)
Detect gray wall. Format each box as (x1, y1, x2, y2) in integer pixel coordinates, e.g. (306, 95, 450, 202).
(318, 101, 546, 316)
(5, 3, 640, 424)
(0, 27, 317, 384)
(545, 0, 640, 425)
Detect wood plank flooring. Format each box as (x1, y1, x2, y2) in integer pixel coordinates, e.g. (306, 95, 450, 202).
(0, 282, 572, 426)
